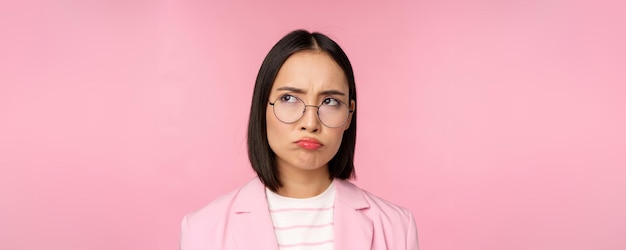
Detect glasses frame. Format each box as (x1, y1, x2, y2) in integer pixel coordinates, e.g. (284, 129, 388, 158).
(269, 95, 354, 128)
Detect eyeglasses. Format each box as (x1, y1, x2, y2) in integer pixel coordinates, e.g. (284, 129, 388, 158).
(269, 94, 353, 128)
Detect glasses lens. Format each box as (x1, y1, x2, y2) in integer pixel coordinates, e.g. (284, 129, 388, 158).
(272, 96, 351, 127)
(273, 96, 304, 123)
(319, 99, 350, 128)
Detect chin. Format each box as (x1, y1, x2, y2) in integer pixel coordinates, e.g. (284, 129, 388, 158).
(286, 159, 329, 172)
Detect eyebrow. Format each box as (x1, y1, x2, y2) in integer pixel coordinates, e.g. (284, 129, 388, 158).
(276, 86, 346, 96)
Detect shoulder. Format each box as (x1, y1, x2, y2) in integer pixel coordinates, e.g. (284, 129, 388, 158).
(363, 187, 413, 219)
(335, 179, 419, 249)
(183, 177, 264, 225)
(335, 179, 415, 228)
(183, 186, 241, 228)
(336, 179, 412, 213)
(180, 178, 265, 248)
(181, 184, 243, 240)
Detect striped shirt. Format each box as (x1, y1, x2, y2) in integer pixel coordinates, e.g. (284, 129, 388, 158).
(265, 182, 335, 250)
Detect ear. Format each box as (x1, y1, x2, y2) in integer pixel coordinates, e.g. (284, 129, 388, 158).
(344, 100, 356, 131)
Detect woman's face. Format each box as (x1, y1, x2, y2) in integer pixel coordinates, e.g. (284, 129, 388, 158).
(266, 51, 353, 177)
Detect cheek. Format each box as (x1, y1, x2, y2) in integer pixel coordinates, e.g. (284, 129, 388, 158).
(326, 130, 345, 152)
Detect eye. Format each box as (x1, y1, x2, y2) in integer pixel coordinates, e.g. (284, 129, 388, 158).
(322, 97, 340, 106)
(279, 94, 299, 103)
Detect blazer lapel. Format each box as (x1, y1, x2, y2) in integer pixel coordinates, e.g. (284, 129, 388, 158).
(232, 178, 278, 250)
(334, 179, 374, 250)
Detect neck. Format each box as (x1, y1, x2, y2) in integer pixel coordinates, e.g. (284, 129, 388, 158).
(276, 166, 332, 198)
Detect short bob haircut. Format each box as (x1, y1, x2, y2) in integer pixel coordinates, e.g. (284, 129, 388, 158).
(247, 29, 357, 192)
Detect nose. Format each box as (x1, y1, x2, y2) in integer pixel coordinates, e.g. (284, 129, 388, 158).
(300, 105, 321, 132)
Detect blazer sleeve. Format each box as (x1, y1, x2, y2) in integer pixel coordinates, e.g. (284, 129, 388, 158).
(406, 212, 419, 250)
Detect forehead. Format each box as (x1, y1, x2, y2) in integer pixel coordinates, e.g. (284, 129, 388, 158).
(271, 51, 349, 93)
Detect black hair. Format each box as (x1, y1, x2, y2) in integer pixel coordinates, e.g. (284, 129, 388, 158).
(247, 29, 357, 192)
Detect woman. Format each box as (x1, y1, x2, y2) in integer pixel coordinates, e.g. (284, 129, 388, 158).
(181, 29, 419, 250)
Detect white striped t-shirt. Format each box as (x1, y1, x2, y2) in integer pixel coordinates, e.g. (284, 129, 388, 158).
(265, 182, 336, 250)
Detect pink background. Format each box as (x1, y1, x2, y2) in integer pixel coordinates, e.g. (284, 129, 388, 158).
(1, 0, 625, 249)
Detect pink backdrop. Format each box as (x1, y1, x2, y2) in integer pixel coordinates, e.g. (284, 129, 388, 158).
(1, 0, 625, 249)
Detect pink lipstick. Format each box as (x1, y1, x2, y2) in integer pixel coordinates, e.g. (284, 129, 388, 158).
(295, 138, 323, 150)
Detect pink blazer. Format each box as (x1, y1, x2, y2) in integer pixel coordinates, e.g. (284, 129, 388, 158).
(180, 178, 419, 250)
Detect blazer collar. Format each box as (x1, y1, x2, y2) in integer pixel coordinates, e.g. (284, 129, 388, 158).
(334, 178, 371, 210)
(333, 179, 374, 249)
(233, 178, 268, 213)
(231, 178, 374, 250)
(231, 178, 279, 249)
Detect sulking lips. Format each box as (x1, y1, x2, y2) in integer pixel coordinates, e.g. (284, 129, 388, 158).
(295, 138, 323, 150)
